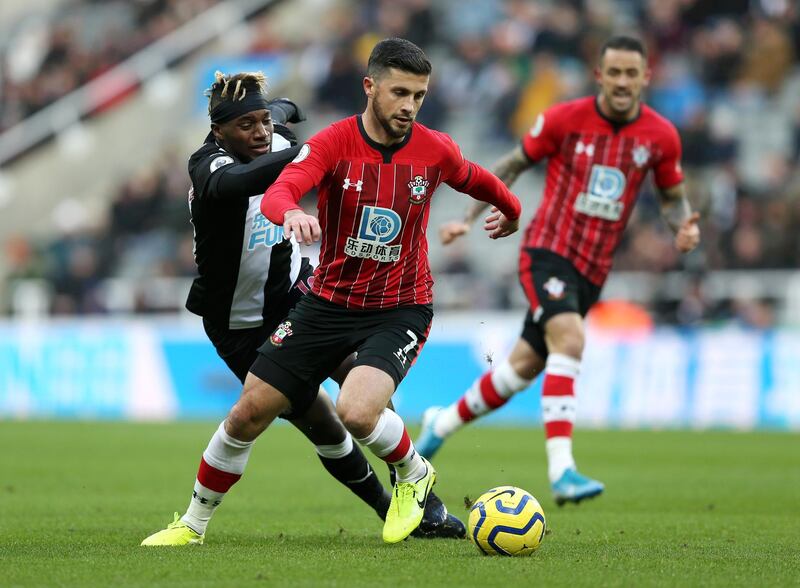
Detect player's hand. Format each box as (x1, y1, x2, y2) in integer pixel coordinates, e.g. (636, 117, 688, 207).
(484, 207, 519, 239)
(439, 220, 470, 245)
(283, 209, 321, 245)
(675, 212, 700, 253)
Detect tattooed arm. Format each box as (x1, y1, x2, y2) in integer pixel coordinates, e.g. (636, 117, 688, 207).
(658, 182, 700, 253)
(439, 146, 533, 245)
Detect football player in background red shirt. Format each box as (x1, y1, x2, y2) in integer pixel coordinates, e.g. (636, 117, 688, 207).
(416, 36, 701, 505)
(141, 37, 521, 547)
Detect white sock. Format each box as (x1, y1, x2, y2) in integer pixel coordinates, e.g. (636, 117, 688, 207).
(182, 421, 255, 535)
(315, 433, 353, 459)
(434, 360, 532, 437)
(546, 437, 576, 483)
(542, 353, 580, 483)
(358, 409, 426, 482)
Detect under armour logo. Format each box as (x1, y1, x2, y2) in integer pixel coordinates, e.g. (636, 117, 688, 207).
(343, 178, 363, 191)
(575, 141, 595, 157)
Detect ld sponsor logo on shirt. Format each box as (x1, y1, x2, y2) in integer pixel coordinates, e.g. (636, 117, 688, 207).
(345, 206, 402, 262)
(575, 164, 626, 221)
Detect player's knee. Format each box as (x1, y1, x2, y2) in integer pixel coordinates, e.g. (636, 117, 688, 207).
(227, 395, 271, 440)
(558, 331, 585, 358)
(336, 402, 378, 439)
(226, 403, 258, 439)
(546, 319, 585, 358)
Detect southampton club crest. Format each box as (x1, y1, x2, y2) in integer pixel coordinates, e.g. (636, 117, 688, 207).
(270, 321, 293, 347)
(632, 145, 650, 168)
(543, 276, 566, 300)
(408, 175, 430, 204)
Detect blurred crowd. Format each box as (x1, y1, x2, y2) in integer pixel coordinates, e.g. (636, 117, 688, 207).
(3, 0, 800, 325)
(0, 0, 219, 132)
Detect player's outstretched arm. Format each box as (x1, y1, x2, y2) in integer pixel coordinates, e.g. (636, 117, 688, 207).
(209, 146, 302, 200)
(450, 161, 521, 240)
(439, 145, 530, 245)
(658, 183, 700, 253)
(492, 145, 533, 188)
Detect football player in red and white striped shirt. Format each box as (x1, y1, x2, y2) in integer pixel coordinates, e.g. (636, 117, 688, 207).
(141, 37, 521, 547)
(416, 36, 701, 505)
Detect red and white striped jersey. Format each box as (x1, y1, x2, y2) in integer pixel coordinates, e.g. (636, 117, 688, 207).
(262, 115, 520, 309)
(521, 96, 683, 286)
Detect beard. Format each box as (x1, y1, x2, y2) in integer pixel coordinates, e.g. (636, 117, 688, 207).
(373, 97, 410, 139)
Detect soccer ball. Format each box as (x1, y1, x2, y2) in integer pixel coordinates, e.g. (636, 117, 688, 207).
(468, 486, 546, 556)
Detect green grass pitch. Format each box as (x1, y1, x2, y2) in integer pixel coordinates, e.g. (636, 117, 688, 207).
(1, 421, 798, 587)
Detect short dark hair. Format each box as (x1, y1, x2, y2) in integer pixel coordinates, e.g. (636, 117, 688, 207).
(600, 35, 647, 60)
(367, 37, 432, 79)
(205, 71, 267, 114)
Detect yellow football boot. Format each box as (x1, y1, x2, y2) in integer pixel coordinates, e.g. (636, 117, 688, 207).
(141, 513, 204, 546)
(383, 458, 436, 544)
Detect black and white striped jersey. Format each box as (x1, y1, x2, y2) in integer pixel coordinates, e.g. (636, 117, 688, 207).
(185, 127, 303, 329)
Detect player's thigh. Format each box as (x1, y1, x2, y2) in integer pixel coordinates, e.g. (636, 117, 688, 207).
(336, 365, 397, 436)
(251, 296, 352, 417)
(543, 312, 585, 357)
(507, 336, 546, 380)
(352, 304, 434, 390)
(542, 268, 601, 355)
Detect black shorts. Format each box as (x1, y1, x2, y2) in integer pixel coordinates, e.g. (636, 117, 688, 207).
(202, 258, 315, 384)
(251, 293, 433, 416)
(517, 248, 602, 359)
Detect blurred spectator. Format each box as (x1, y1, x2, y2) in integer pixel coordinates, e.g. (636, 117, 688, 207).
(0, 0, 219, 132)
(4, 0, 800, 325)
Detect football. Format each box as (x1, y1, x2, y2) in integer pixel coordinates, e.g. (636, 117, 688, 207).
(468, 486, 546, 556)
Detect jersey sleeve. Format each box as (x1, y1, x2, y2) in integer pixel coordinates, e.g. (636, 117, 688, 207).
(653, 122, 684, 189)
(520, 107, 562, 163)
(261, 123, 339, 224)
(438, 132, 521, 221)
(188, 141, 301, 202)
(437, 131, 472, 188)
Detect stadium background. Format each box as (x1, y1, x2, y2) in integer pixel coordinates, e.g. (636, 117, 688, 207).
(2, 0, 799, 429)
(1, 2, 799, 586)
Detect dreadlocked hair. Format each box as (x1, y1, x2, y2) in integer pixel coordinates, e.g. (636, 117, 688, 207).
(206, 71, 268, 114)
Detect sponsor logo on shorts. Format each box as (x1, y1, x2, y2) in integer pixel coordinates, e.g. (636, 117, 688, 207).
(270, 321, 293, 347)
(543, 276, 566, 300)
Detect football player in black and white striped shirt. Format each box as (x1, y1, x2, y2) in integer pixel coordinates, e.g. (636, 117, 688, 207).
(141, 71, 463, 545)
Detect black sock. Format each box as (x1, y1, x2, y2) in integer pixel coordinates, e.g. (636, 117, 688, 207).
(318, 446, 391, 520)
